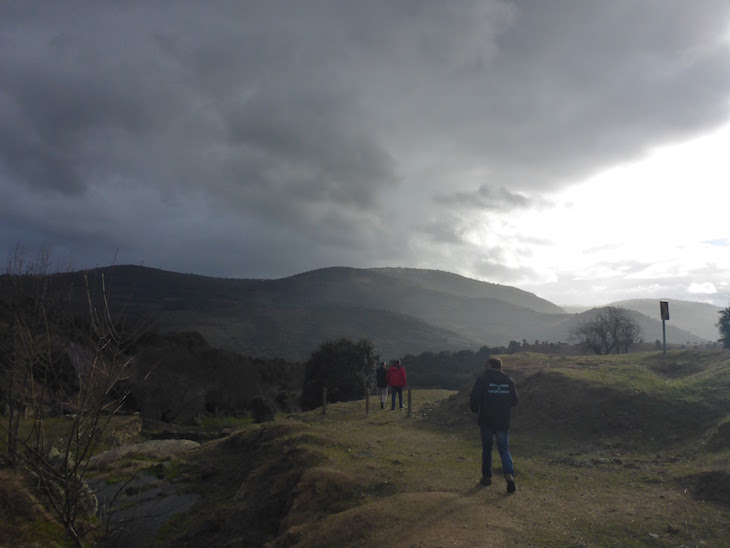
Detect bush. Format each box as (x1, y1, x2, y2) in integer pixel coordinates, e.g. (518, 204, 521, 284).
(251, 396, 275, 423)
(300, 338, 376, 410)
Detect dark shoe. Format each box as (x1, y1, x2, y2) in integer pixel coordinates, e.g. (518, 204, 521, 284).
(380, 402, 384, 409)
(506, 474, 516, 493)
(480, 477, 492, 486)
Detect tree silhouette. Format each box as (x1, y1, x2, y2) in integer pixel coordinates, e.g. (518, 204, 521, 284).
(717, 305, 730, 348)
(300, 338, 377, 410)
(571, 306, 642, 354)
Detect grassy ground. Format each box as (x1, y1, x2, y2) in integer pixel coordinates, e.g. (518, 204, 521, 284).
(0, 413, 144, 456)
(3, 349, 730, 546)
(152, 350, 730, 547)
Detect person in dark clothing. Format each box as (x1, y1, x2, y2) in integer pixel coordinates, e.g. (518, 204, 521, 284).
(386, 359, 407, 410)
(469, 357, 519, 493)
(376, 361, 389, 409)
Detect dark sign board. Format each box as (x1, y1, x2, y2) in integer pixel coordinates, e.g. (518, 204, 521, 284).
(660, 300, 669, 321)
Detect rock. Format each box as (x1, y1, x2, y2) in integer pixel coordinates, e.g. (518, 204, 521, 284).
(89, 439, 200, 469)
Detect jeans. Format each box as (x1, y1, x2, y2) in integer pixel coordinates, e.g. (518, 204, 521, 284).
(480, 426, 514, 478)
(391, 386, 403, 409)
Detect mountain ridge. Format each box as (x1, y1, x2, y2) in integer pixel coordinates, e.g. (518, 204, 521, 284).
(610, 298, 722, 342)
(62, 265, 715, 360)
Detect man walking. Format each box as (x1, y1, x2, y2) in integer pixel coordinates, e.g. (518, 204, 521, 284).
(387, 359, 407, 410)
(469, 357, 519, 493)
(376, 361, 389, 409)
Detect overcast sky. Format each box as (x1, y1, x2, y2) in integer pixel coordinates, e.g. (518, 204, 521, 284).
(2, 1, 730, 307)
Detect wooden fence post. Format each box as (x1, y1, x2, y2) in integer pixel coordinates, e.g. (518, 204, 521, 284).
(365, 391, 369, 416)
(322, 387, 327, 415)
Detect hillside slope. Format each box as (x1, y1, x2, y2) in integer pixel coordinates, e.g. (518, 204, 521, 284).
(68, 265, 565, 359)
(542, 307, 706, 347)
(613, 298, 723, 342)
(64, 265, 711, 360)
(370, 267, 564, 314)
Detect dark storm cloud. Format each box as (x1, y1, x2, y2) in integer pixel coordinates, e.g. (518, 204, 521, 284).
(435, 184, 545, 211)
(470, 256, 538, 285)
(409, 0, 730, 191)
(419, 221, 468, 246)
(1, 0, 729, 286)
(223, 86, 398, 208)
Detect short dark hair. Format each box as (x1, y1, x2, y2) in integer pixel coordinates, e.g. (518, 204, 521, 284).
(488, 357, 502, 369)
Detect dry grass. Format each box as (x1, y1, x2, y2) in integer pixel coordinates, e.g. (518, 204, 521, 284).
(155, 351, 730, 547)
(0, 468, 72, 547)
(5, 350, 730, 546)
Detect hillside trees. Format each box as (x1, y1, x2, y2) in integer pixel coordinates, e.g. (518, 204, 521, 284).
(570, 306, 642, 354)
(400, 346, 490, 389)
(130, 331, 302, 423)
(718, 305, 730, 348)
(300, 337, 377, 410)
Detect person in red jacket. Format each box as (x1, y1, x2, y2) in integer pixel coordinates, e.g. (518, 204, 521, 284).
(386, 359, 407, 410)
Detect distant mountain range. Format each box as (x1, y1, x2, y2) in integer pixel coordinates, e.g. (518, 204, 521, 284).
(71, 265, 714, 360)
(610, 298, 722, 342)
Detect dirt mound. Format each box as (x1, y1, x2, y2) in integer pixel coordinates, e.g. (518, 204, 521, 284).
(279, 491, 512, 547)
(422, 368, 721, 448)
(684, 471, 730, 506)
(159, 423, 329, 547)
(0, 467, 66, 545)
(281, 466, 372, 535)
(417, 390, 475, 431)
(644, 354, 706, 378)
(517, 370, 723, 446)
(705, 417, 730, 451)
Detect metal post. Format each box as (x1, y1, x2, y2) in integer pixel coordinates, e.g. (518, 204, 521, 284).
(322, 387, 327, 415)
(660, 300, 669, 354)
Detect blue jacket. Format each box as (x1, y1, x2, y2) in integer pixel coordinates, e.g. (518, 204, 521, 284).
(469, 369, 519, 430)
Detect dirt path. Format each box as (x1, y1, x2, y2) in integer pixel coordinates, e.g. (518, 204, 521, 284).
(140, 386, 730, 547)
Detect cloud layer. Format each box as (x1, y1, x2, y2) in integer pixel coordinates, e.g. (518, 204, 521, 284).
(2, 1, 730, 305)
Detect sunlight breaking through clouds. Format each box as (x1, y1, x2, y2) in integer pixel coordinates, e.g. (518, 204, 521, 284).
(689, 282, 718, 294)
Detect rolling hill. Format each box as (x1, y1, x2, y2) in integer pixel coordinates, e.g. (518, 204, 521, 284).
(67, 265, 714, 360)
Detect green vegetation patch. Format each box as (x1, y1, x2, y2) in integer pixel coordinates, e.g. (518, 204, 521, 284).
(0, 468, 75, 547)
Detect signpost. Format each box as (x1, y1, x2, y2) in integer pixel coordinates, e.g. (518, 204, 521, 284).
(660, 301, 670, 354)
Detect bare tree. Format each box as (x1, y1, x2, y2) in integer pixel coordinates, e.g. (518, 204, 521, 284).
(570, 306, 642, 355)
(1, 244, 73, 459)
(0, 246, 145, 546)
(571, 315, 610, 355)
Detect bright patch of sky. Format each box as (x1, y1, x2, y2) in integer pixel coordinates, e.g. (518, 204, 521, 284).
(483, 123, 730, 306)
